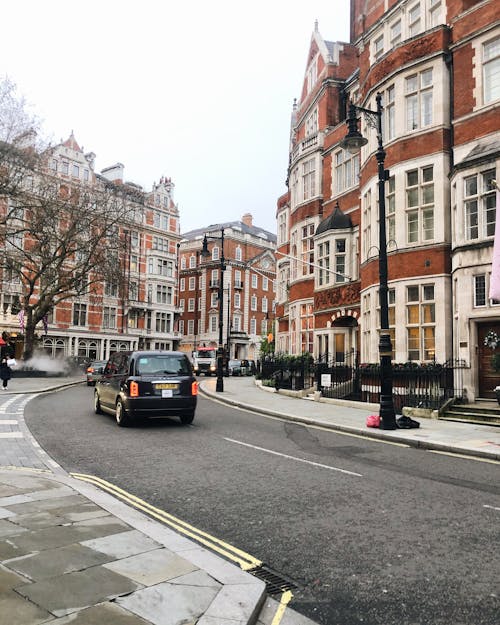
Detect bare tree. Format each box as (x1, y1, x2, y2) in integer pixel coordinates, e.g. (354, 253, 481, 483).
(0, 78, 143, 359)
(0, 77, 44, 198)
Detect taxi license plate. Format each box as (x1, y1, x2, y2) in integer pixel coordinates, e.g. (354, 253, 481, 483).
(155, 383, 178, 390)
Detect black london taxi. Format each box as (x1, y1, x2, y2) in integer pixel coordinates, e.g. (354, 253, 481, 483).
(94, 350, 198, 427)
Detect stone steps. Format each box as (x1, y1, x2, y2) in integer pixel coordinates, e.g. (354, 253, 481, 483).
(440, 401, 500, 427)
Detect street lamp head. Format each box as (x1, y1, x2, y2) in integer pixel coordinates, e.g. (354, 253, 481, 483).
(200, 234, 210, 258)
(340, 103, 368, 154)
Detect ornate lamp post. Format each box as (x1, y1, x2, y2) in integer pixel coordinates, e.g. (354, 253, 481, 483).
(201, 228, 225, 392)
(340, 93, 397, 430)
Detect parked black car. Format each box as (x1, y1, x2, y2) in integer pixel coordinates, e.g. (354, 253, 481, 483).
(94, 351, 198, 427)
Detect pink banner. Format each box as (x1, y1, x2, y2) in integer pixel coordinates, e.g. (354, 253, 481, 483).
(490, 189, 500, 301)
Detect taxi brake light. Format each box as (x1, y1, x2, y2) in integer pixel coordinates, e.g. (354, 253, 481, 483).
(191, 381, 198, 396)
(130, 381, 139, 397)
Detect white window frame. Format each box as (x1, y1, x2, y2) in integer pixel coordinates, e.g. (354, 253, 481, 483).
(406, 284, 435, 361)
(390, 19, 401, 46)
(302, 157, 316, 200)
(210, 315, 217, 332)
(406, 165, 434, 244)
(483, 36, 500, 104)
(408, 3, 421, 38)
(464, 169, 496, 241)
(334, 150, 359, 194)
(405, 68, 433, 131)
(317, 240, 330, 287)
(373, 34, 384, 61)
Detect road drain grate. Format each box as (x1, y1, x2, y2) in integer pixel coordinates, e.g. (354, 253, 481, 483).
(247, 564, 299, 596)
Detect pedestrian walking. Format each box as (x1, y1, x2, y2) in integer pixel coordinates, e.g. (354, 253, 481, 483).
(0, 358, 12, 390)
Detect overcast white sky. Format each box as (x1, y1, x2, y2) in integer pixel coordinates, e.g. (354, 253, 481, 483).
(0, 1, 351, 235)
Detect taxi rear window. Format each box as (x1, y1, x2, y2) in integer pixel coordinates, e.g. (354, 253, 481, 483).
(136, 356, 191, 375)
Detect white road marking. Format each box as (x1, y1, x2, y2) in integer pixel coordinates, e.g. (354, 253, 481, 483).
(483, 505, 500, 512)
(0, 432, 23, 438)
(223, 437, 362, 477)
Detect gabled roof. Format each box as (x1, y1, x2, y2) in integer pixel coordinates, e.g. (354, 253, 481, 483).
(316, 204, 352, 235)
(182, 220, 276, 243)
(61, 131, 82, 153)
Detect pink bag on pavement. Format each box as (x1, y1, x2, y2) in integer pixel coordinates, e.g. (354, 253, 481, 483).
(366, 414, 380, 428)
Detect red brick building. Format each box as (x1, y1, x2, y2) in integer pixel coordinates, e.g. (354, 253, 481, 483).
(277, 2, 499, 400)
(178, 214, 276, 361)
(0, 133, 183, 362)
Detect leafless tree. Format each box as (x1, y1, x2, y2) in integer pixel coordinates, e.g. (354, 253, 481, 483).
(0, 78, 143, 359)
(0, 78, 44, 198)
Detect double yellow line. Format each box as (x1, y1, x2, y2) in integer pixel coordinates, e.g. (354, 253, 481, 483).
(71, 472, 295, 623)
(71, 472, 262, 570)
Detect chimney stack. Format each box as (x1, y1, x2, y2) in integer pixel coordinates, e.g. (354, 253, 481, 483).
(242, 213, 253, 227)
(101, 163, 124, 183)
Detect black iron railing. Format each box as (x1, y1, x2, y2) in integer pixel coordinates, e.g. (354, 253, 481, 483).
(260, 356, 315, 391)
(259, 354, 466, 411)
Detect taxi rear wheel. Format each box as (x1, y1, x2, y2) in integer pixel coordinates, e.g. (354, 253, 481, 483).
(94, 390, 103, 414)
(115, 398, 132, 427)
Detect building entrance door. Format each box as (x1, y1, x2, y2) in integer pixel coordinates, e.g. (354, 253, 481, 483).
(477, 323, 500, 398)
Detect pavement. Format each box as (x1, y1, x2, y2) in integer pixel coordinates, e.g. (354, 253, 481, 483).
(0, 373, 499, 625)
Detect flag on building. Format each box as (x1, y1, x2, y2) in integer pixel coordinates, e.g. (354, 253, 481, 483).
(489, 184, 500, 301)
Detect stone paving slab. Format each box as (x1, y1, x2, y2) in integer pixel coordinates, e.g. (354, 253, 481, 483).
(5, 543, 113, 581)
(0, 589, 53, 625)
(115, 581, 220, 625)
(16, 565, 143, 618)
(81, 529, 162, 559)
(5, 518, 129, 552)
(104, 547, 199, 586)
(50, 603, 153, 625)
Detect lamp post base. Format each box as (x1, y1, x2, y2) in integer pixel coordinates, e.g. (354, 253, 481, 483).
(216, 353, 224, 392)
(379, 394, 397, 429)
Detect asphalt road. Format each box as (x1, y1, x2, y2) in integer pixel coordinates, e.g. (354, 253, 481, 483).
(25, 386, 500, 625)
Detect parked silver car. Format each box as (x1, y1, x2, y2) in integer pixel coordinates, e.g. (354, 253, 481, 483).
(86, 360, 107, 386)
